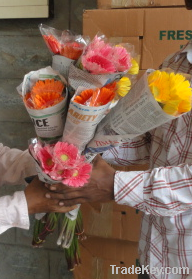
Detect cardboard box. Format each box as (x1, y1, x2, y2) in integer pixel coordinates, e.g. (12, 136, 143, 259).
(81, 202, 142, 242)
(81, 164, 147, 242)
(97, 0, 185, 9)
(136, 70, 146, 80)
(83, 9, 144, 38)
(109, 37, 142, 58)
(142, 7, 192, 69)
(83, 8, 192, 70)
(73, 237, 140, 279)
(83, 9, 144, 67)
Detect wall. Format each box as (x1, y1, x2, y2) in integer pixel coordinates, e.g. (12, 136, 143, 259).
(0, 0, 96, 278)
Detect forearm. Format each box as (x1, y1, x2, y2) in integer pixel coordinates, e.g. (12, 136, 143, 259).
(0, 143, 36, 186)
(115, 163, 192, 216)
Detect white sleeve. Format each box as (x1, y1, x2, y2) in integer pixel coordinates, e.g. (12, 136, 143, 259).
(0, 191, 29, 233)
(0, 143, 36, 186)
(0, 143, 37, 233)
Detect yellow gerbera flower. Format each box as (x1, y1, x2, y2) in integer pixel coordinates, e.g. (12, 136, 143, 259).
(163, 100, 180, 116)
(178, 99, 191, 114)
(148, 70, 192, 116)
(148, 71, 170, 102)
(128, 58, 139, 75)
(116, 77, 131, 97)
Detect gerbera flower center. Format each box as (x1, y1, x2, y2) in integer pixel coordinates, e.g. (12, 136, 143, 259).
(72, 170, 79, 177)
(60, 154, 69, 161)
(46, 158, 53, 166)
(57, 170, 63, 175)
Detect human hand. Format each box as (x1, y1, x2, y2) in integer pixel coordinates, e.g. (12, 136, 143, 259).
(45, 154, 115, 206)
(24, 176, 77, 214)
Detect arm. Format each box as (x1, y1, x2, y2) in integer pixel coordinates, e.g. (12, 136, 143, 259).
(0, 144, 76, 234)
(0, 143, 35, 233)
(0, 143, 36, 186)
(0, 176, 76, 234)
(45, 156, 192, 217)
(115, 163, 192, 216)
(102, 133, 151, 166)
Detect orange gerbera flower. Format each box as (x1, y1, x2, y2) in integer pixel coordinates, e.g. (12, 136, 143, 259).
(74, 89, 94, 105)
(24, 79, 65, 109)
(43, 35, 60, 54)
(90, 87, 115, 106)
(104, 81, 117, 92)
(24, 92, 35, 109)
(60, 42, 84, 60)
(32, 79, 64, 95)
(32, 92, 64, 110)
(74, 87, 115, 107)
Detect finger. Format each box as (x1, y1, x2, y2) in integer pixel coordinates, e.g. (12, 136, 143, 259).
(45, 190, 84, 201)
(45, 192, 67, 200)
(45, 183, 70, 192)
(44, 183, 50, 189)
(58, 198, 87, 207)
(55, 204, 78, 213)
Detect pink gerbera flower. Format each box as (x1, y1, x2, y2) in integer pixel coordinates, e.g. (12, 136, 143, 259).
(63, 163, 92, 187)
(82, 54, 116, 74)
(113, 46, 132, 72)
(53, 142, 79, 168)
(37, 145, 54, 173)
(49, 166, 66, 181)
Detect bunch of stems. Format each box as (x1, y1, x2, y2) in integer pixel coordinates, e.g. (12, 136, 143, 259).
(32, 212, 60, 247)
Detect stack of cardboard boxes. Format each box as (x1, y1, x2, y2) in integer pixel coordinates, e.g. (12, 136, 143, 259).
(73, 167, 147, 279)
(74, 1, 190, 278)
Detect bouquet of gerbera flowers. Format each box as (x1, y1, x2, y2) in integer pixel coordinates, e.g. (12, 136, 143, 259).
(39, 24, 89, 79)
(17, 67, 87, 269)
(62, 83, 116, 152)
(27, 82, 117, 270)
(30, 140, 92, 188)
(81, 35, 132, 74)
(68, 34, 139, 92)
(17, 66, 68, 142)
(18, 31, 139, 271)
(86, 69, 192, 153)
(148, 70, 192, 116)
(29, 139, 92, 268)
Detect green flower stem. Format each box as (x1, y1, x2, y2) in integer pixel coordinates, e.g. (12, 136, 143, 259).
(32, 212, 60, 247)
(75, 210, 86, 241)
(57, 214, 77, 248)
(64, 234, 81, 271)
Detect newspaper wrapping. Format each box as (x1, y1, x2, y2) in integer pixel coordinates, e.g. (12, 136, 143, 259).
(86, 71, 176, 153)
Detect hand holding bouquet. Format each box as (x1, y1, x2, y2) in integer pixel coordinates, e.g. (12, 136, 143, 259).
(18, 29, 141, 271)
